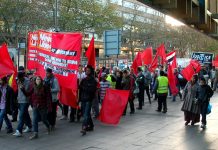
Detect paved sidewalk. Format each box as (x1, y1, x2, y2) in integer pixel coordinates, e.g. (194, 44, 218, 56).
(1, 93, 218, 150)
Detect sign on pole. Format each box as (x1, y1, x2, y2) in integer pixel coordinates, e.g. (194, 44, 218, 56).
(191, 52, 214, 64)
(104, 30, 121, 56)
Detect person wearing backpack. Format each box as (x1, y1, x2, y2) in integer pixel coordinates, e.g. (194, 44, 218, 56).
(44, 68, 60, 130)
(143, 65, 152, 104)
(196, 77, 213, 129)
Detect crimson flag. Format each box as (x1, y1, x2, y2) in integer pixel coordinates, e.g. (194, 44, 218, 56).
(190, 60, 201, 73)
(166, 50, 177, 70)
(156, 44, 166, 65)
(131, 52, 142, 74)
(98, 89, 129, 125)
(149, 54, 158, 72)
(181, 60, 201, 81)
(141, 47, 153, 65)
(59, 87, 78, 108)
(167, 60, 178, 96)
(85, 37, 95, 69)
(214, 54, 218, 61)
(0, 43, 17, 79)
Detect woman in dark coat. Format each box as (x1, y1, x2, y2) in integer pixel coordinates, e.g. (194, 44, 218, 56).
(181, 75, 200, 126)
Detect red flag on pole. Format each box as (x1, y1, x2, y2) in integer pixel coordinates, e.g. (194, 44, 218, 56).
(141, 47, 153, 65)
(85, 37, 95, 69)
(167, 59, 178, 96)
(166, 50, 177, 70)
(181, 60, 201, 81)
(131, 52, 142, 74)
(156, 44, 166, 65)
(59, 87, 78, 108)
(149, 54, 158, 72)
(98, 89, 129, 125)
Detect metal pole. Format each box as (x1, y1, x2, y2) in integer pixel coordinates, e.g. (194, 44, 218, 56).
(55, 0, 58, 31)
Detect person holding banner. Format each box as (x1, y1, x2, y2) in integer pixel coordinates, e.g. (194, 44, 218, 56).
(21, 76, 52, 139)
(44, 68, 60, 130)
(79, 65, 97, 135)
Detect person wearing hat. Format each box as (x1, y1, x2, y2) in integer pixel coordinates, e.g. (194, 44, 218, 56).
(44, 68, 60, 130)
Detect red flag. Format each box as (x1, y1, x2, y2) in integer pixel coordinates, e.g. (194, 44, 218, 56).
(85, 37, 95, 69)
(166, 51, 177, 70)
(167, 60, 178, 96)
(181, 60, 201, 81)
(8, 72, 18, 92)
(98, 89, 129, 125)
(141, 47, 153, 65)
(214, 54, 218, 61)
(149, 54, 158, 72)
(0, 43, 17, 78)
(156, 44, 166, 65)
(59, 87, 78, 108)
(131, 52, 142, 74)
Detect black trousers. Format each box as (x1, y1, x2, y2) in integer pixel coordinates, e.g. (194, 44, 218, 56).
(63, 105, 77, 121)
(145, 86, 151, 103)
(48, 101, 58, 126)
(157, 95, 167, 111)
(138, 88, 144, 109)
(201, 102, 209, 125)
(123, 99, 135, 114)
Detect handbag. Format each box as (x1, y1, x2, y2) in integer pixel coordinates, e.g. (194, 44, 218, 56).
(207, 103, 212, 115)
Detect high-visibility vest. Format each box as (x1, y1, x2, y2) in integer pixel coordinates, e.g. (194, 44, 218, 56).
(157, 76, 168, 94)
(106, 74, 116, 89)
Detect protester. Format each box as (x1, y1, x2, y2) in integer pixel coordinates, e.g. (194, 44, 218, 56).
(115, 71, 123, 90)
(210, 66, 216, 88)
(172, 68, 182, 102)
(154, 71, 168, 113)
(196, 77, 213, 129)
(122, 70, 135, 115)
(100, 73, 110, 103)
(79, 65, 97, 135)
(136, 67, 145, 110)
(151, 69, 158, 100)
(21, 76, 52, 139)
(199, 65, 209, 82)
(13, 70, 32, 137)
(143, 65, 152, 104)
(0, 77, 14, 134)
(92, 73, 100, 118)
(181, 75, 200, 126)
(44, 68, 60, 130)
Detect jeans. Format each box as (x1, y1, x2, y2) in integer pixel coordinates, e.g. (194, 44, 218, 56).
(17, 103, 32, 133)
(48, 101, 57, 126)
(32, 107, 50, 133)
(0, 109, 12, 131)
(201, 102, 209, 125)
(92, 93, 99, 117)
(172, 85, 182, 101)
(157, 95, 167, 111)
(81, 101, 93, 129)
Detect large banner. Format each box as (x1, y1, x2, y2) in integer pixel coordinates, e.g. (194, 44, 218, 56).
(27, 30, 82, 90)
(191, 52, 214, 64)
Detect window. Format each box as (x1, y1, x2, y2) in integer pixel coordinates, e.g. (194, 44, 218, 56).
(123, 1, 135, 9)
(110, 0, 122, 5)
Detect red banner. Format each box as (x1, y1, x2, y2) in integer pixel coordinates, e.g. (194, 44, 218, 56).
(27, 30, 82, 91)
(181, 60, 201, 81)
(98, 89, 129, 125)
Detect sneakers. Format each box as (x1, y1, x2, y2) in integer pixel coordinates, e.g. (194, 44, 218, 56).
(201, 124, 206, 129)
(13, 130, 22, 137)
(29, 132, 38, 140)
(23, 127, 32, 133)
(60, 116, 67, 120)
(7, 129, 13, 134)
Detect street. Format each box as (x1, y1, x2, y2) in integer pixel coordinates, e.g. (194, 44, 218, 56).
(0, 93, 218, 150)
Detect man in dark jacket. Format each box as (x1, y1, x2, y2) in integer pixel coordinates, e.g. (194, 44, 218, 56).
(79, 65, 97, 135)
(196, 78, 213, 129)
(0, 76, 14, 133)
(136, 67, 145, 110)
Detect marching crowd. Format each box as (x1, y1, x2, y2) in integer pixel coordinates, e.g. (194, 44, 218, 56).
(0, 64, 216, 139)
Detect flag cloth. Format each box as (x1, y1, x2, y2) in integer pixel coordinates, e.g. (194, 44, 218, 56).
(0, 43, 17, 79)
(8, 72, 18, 92)
(98, 89, 129, 125)
(59, 87, 78, 108)
(141, 47, 153, 65)
(131, 52, 142, 74)
(167, 60, 178, 96)
(85, 37, 95, 69)
(166, 50, 177, 70)
(156, 44, 166, 65)
(181, 60, 201, 81)
(149, 54, 158, 72)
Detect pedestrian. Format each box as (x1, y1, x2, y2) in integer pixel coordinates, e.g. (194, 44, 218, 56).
(181, 75, 200, 126)
(210, 66, 216, 88)
(92, 72, 100, 118)
(79, 65, 97, 135)
(100, 73, 110, 103)
(136, 67, 145, 110)
(13, 70, 32, 137)
(21, 76, 52, 139)
(196, 77, 214, 129)
(143, 65, 152, 104)
(0, 76, 14, 134)
(151, 69, 158, 100)
(122, 70, 135, 115)
(154, 71, 168, 113)
(172, 68, 182, 102)
(115, 71, 123, 90)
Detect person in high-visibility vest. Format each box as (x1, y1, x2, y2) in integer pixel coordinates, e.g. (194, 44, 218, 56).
(153, 71, 169, 113)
